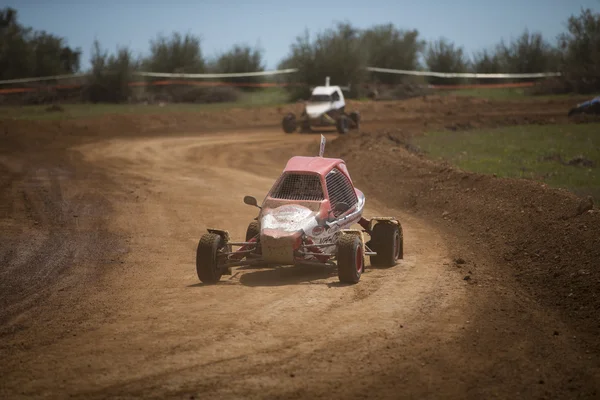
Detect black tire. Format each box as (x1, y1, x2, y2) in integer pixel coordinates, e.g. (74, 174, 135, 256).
(282, 113, 297, 133)
(196, 233, 224, 284)
(337, 234, 364, 284)
(349, 111, 360, 130)
(245, 221, 260, 241)
(336, 115, 350, 134)
(369, 222, 403, 267)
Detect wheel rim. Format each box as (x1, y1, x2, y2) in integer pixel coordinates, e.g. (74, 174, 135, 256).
(355, 244, 363, 273)
(393, 230, 400, 260)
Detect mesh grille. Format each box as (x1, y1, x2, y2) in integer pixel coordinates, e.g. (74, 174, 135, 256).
(270, 173, 324, 201)
(326, 169, 357, 217)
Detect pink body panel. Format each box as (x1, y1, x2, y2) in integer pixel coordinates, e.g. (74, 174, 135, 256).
(283, 156, 347, 178)
(275, 156, 356, 218)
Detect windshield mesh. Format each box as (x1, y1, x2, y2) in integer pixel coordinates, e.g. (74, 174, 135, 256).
(270, 173, 324, 201)
(326, 169, 357, 216)
(309, 94, 331, 102)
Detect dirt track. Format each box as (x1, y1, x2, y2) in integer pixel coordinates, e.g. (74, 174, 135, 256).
(1, 96, 599, 399)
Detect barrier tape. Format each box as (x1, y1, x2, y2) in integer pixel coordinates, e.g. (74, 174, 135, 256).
(429, 82, 536, 89)
(0, 66, 562, 86)
(135, 69, 299, 79)
(0, 80, 308, 94)
(136, 80, 302, 87)
(0, 73, 88, 85)
(366, 66, 561, 79)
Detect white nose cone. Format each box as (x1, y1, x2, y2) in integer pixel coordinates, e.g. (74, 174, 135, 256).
(305, 103, 331, 119)
(261, 204, 318, 233)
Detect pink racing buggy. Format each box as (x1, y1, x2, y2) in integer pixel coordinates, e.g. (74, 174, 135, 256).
(195, 136, 403, 284)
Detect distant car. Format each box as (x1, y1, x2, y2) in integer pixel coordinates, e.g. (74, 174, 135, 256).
(195, 136, 403, 285)
(282, 79, 360, 134)
(568, 96, 600, 116)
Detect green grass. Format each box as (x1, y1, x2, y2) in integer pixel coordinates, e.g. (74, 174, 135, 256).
(238, 87, 289, 106)
(0, 87, 291, 120)
(414, 123, 600, 200)
(442, 87, 592, 101)
(446, 87, 528, 99)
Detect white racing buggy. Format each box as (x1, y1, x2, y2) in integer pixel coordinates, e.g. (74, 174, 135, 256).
(282, 78, 360, 135)
(195, 135, 403, 285)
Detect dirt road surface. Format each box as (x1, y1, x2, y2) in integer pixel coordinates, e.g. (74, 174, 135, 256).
(1, 96, 599, 399)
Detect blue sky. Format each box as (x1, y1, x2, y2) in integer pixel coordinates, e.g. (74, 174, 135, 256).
(6, 0, 600, 71)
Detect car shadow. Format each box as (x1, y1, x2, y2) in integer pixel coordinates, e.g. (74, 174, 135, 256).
(187, 263, 384, 288)
(237, 264, 338, 287)
(299, 128, 357, 135)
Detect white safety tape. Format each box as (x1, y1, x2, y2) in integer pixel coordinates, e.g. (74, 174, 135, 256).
(366, 66, 562, 79)
(134, 68, 299, 79)
(0, 69, 298, 85)
(0, 66, 562, 85)
(0, 73, 88, 84)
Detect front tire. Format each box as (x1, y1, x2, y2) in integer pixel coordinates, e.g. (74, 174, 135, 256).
(282, 113, 297, 133)
(349, 111, 360, 130)
(336, 115, 350, 134)
(196, 233, 225, 284)
(337, 234, 364, 284)
(369, 222, 403, 267)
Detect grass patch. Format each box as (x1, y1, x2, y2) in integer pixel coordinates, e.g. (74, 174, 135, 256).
(441, 87, 589, 101)
(0, 87, 290, 120)
(238, 87, 289, 106)
(414, 123, 600, 200)
(447, 87, 528, 99)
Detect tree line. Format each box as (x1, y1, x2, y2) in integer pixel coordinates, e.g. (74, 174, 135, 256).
(1, 6, 599, 103)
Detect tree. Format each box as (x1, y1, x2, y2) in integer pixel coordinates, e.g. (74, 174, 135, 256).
(559, 8, 600, 93)
(144, 32, 204, 73)
(30, 31, 80, 76)
(495, 29, 560, 80)
(0, 8, 33, 80)
(471, 49, 504, 84)
(0, 7, 81, 80)
(86, 40, 137, 103)
(424, 38, 469, 85)
(278, 22, 366, 99)
(211, 44, 265, 88)
(362, 24, 425, 84)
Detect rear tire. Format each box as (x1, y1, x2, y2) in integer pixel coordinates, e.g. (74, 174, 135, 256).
(336, 115, 350, 134)
(282, 113, 297, 133)
(196, 233, 224, 284)
(369, 222, 402, 267)
(349, 111, 360, 130)
(337, 234, 364, 284)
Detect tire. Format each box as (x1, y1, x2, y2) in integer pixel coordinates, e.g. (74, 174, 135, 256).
(245, 221, 260, 241)
(336, 115, 350, 134)
(337, 234, 364, 284)
(369, 222, 403, 267)
(196, 233, 224, 284)
(282, 113, 297, 133)
(349, 111, 360, 130)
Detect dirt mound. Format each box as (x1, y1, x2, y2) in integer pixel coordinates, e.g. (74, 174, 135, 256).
(328, 131, 600, 345)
